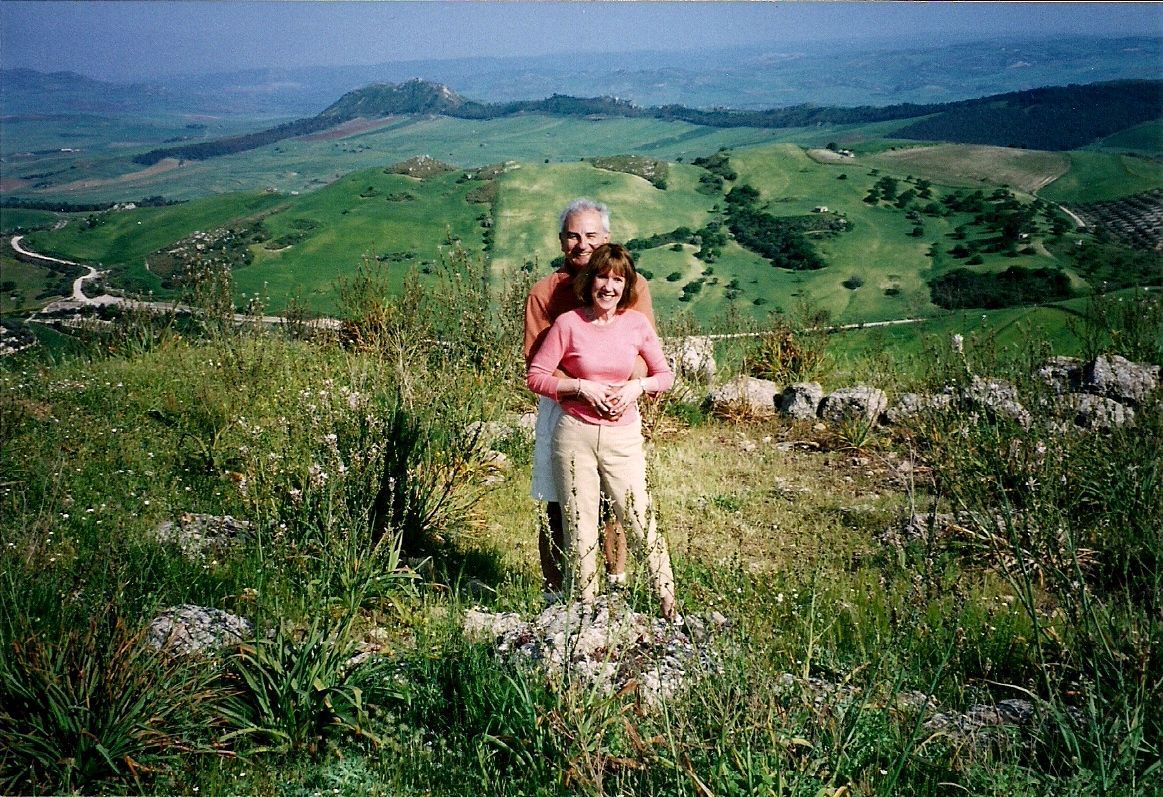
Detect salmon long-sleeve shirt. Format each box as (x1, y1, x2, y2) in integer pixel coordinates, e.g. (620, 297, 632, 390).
(527, 308, 674, 426)
(524, 269, 654, 365)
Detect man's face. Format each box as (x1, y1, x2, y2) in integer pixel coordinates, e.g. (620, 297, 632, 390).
(559, 209, 609, 272)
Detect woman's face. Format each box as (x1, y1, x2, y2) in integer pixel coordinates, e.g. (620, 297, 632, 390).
(591, 270, 626, 313)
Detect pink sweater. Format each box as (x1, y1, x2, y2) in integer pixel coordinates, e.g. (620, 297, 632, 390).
(527, 308, 674, 426)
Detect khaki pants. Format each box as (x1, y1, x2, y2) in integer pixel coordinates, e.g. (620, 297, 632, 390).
(551, 414, 675, 606)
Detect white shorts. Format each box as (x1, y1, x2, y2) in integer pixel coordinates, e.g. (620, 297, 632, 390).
(530, 395, 564, 502)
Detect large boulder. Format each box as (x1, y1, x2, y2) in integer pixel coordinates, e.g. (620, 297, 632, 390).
(818, 385, 888, 425)
(1083, 354, 1160, 406)
(1058, 393, 1135, 431)
(778, 382, 825, 420)
(707, 375, 780, 417)
(462, 594, 728, 707)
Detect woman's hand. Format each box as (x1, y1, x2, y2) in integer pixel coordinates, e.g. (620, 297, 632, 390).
(603, 380, 646, 418)
(574, 378, 617, 416)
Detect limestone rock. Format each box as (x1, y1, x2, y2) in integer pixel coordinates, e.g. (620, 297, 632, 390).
(960, 376, 1031, 428)
(1037, 356, 1083, 394)
(463, 594, 729, 707)
(663, 335, 717, 383)
(778, 382, 824, 420)
(882, 391, 953, 425)
(153, 513, 252, 559)
(1084, 354, 1160, 406)
(147, 604, 251, 657)
(818, 385, 887, 425)
(1059, 393, 1135, 430)
(708, 375, 780, 417)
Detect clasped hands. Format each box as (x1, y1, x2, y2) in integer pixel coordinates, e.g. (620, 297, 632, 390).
(574, 378, 645, 420)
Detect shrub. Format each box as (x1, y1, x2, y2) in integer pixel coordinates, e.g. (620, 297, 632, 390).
(219, 612, 404, 756)
(747, 310, 829, 383)
(929, 266, 1072, 310)
(0, 612, 221, 793)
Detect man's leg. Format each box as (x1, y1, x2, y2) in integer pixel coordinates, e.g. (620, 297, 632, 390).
(540, 502, 565, 592)
(531, 396, 565, 591)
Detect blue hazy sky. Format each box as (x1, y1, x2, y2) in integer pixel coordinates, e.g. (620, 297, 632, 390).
(1, 1, 1160, 81)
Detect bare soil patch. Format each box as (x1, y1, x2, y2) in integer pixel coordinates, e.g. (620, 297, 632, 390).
(868, 144, 1069, 194)
(301, 116, 400, 142)
(51, 158, 182, 192)
(806, 148, 851, 164)
(0, 176, 33, 192)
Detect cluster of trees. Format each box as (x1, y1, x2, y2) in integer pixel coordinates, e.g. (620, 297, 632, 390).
(929, 266, 1072, 309)
(896, 80, 1162, 150)
(0, 195, 180, 212)
(1067, 241, 1162, 290)
(691, 150, 736, 196)
(865, 175, 933, 209)
(585, 156, 668, 190)
(146, 222, 267, 288)
(134, 117, 335, 165)
(724, 185, 826, 271)
(625, 220, 729, 264)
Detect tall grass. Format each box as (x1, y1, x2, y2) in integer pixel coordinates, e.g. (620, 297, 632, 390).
(2, 246, 1160, 794)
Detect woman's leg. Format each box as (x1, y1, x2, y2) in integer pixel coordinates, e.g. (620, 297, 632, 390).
(551, 415, 603, 604)
(598, 424, 676, 614)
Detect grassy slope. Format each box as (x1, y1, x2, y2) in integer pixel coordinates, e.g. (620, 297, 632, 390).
(723, 143, 1065, 324)
(6, 115, 794, 204)
(233, 168, 487, 313)
(490, 160, 717, 272)
(20, 192, 288, 292)
(9, 122, 1161, 327)
(1037, 151, 1163, 204)
(1089, 120, 1163, 155)
(0, 208, 61, 234)
(0, 256, 59, 314)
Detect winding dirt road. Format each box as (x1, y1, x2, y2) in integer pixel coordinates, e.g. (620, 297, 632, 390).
(10, 235, 339, 330)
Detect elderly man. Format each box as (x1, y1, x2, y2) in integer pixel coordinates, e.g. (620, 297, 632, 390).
(523, 197, 655, 597)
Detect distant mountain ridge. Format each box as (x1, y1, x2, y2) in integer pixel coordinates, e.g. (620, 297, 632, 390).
(0, 68, 181, 116)
(130, 77, 1163, 165)
(4, 35, 1160, 117)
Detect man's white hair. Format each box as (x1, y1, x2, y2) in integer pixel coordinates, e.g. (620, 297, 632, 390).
(558, 198, 610, 234)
